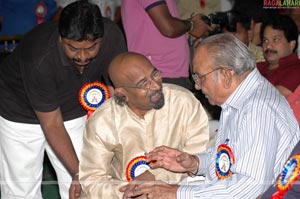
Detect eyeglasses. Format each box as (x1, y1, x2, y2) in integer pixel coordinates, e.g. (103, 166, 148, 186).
(192, 67, 225, 87)
(120, 69, 162, 91)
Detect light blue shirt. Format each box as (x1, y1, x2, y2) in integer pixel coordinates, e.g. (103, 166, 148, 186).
(178, 68, 300, 198)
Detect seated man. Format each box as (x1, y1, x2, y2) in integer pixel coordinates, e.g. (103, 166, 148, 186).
(122, 33, 300, 199)
(257, 14, 300, 98)
(79, 52, 210, 198)
(259, 140, 300, 199)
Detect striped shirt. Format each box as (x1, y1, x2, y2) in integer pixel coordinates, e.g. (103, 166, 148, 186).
(178, 68, 300, 198)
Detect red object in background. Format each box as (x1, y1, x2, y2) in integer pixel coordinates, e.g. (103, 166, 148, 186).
(200, 0, 206, 10)
(35, 1, 48, 24)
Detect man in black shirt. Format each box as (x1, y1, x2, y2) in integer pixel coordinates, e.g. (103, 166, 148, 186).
(0, 1, 127, 199)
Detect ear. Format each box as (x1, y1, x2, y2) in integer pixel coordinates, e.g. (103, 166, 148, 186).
(114, 87, 128, 102)
(220, 68, 233, 89)
(289, 40, 296, 51)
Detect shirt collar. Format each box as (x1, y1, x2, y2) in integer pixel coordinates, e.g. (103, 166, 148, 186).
(221, 68, 263, 110)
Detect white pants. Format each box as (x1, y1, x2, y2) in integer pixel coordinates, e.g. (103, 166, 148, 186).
(0, 115, 86, 199)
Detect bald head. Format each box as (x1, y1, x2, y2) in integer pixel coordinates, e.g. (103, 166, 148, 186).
(109, 52, 154, 87)
(108, 52, 164, 116)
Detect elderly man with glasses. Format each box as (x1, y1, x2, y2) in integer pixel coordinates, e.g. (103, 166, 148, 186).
(78, 52, 210, 198)
(122, 33, 300, 199)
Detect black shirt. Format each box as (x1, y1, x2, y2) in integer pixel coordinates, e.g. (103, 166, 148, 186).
(0, 18, 127, 124)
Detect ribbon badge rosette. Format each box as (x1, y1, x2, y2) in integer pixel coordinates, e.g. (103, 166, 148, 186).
(271, 154, 300, 199)
(78, 81, 110, 119)
(126, 155, 151, 182)
(215, 142, 235, 179)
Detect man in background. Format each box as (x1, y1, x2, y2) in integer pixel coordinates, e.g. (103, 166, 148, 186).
(220, 10, 265, 62)
(257, 14, 300, 98)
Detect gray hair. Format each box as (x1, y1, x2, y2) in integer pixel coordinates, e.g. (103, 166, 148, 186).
(114, 94, 127, 106)
(198, 33, 256, 75)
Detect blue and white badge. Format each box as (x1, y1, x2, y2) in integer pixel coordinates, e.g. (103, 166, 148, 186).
(126, 156, 151, 182)
(215, 141, 235, 179)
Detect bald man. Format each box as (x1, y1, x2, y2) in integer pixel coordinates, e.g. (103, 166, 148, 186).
(78, 52, 209, 198)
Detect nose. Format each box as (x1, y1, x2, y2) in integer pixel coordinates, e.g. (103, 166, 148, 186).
(149, 79, 161, 90)
(77, 49, 89, 61)
(263, 41, 272, 50)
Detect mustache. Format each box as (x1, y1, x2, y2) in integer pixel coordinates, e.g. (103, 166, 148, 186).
(148, 88, 165, 109)
(73, 57, 93, 63)
(148, 89, 162, 98)
(264, 49, 277, 54)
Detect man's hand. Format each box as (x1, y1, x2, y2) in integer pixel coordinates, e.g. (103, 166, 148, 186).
(69, 174, 82, 199)
(189, 14, 212, 39)
(125, 181, 178, 199)
(120, 171, 155, 199)
(146, 146, 199, 173)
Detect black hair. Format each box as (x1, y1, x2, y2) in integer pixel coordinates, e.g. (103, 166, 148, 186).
(208, 10, 251, 34)
(260, 14, 299, 52)
(58, 0, 104, 41)
(227, 10, 251, 31)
